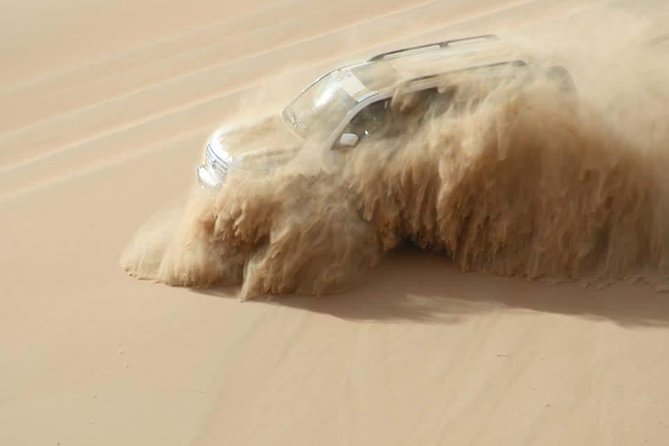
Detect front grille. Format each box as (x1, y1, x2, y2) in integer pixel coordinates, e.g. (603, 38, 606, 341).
(206, 143, 230, 180)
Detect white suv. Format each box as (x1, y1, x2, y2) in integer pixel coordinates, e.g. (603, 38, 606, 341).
(197, 35, 574, 188)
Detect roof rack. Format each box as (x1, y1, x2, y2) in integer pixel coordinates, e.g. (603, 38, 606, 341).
(368, 34, 499, 62)
(405, 59, 527, 85)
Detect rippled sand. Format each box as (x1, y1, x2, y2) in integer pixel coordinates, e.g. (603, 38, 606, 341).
(3, 0, 669, 444)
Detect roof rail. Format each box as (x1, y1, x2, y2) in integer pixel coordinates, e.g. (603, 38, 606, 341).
(368, 34, 499, 62)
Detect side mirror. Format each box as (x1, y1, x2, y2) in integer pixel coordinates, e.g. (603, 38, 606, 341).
(338, 133, 359, 148)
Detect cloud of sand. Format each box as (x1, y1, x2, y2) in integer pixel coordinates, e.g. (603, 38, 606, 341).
(122, 5, 669, 299)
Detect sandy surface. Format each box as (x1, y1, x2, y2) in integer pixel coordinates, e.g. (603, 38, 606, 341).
(2, 0, 669, 444)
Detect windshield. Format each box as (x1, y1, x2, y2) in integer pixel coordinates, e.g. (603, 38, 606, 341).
(282, 69, 363, 136)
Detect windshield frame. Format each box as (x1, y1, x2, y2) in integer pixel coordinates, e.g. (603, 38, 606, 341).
(281, 65, 374, 138)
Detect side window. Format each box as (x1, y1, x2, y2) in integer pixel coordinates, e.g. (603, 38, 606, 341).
(347, 99, 392, 139)
(332, 88, 454, 150)
(426, 86, 456, 117)
(333, 98, 391, 150)
(395, 87, 456, 121)
(392, 88, 436, 125)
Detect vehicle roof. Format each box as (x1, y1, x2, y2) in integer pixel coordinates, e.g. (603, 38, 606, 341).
(340, 35, 524, 101)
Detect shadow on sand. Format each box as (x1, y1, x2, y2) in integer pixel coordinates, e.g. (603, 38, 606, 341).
(196, 246, 669, 327)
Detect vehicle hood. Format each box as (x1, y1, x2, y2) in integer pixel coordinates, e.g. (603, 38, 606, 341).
(210, 115, 303, 171)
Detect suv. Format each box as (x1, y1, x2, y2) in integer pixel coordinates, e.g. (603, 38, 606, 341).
(197, 35, 574, 188)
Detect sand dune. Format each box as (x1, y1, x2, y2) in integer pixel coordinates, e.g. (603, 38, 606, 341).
(2, 0, 669, 445)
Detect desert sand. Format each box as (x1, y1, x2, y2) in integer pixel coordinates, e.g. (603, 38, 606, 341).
(3, 0, 669, 445)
